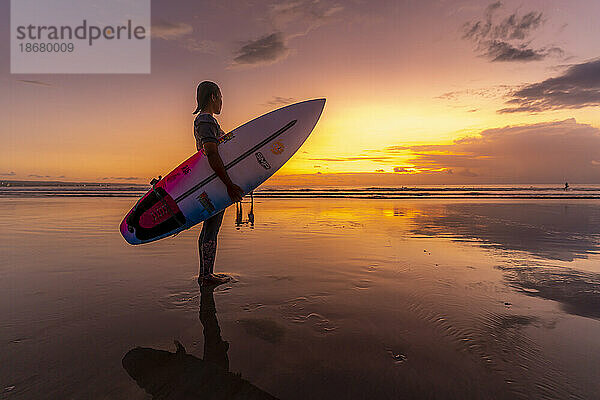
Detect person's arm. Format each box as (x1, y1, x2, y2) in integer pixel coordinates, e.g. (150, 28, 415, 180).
(202, 141, 244, 203)
(203, 141, 232, 186)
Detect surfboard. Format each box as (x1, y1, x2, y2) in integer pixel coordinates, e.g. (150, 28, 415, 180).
(120, 98, 326, 245)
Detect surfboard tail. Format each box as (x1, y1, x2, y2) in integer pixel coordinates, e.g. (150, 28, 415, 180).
(120, 187, 186, 245)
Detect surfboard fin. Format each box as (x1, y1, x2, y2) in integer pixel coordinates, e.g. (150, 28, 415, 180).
(149, 176, 162, 186)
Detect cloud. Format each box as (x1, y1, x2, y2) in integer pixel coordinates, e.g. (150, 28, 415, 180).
(462, 2, 562, 62)
(181, 38, 217, 53)
(493, 9, 542, 41)
(309, 155, 396, 162)
(101, 176, 140, 181)
(458, 169, 478, 177)
(232, 32, 289, 66)
(28, 174, 51, 178)
(389, 118, 600, 182)
(268, 0, 344, 36)
(17, 79, 52, 87)
(434, 85, 513, 106)
(151, 20, 216, 53)
(394, 167, 414, 173)
(499, 59, 600, 113)
(264, 96, 296, 106)
(483, 40, 546, 62)
(0, 171, 16, 176)
(230, 0, 343, 68)
(152, 20, 193, 40)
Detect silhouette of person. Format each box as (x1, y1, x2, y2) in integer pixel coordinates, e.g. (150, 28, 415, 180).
(193, 81, 244, 287)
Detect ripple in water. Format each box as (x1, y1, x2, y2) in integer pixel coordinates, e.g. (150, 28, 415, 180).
(159, 291, 198, 311)
(497, 264, 600, 320)
(405, 296, 585, 400)
(287, 312, 337, 334)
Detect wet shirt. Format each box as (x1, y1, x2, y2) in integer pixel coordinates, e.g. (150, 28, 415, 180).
(194, 113, 225, 151)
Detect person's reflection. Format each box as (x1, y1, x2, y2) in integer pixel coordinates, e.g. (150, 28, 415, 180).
(200, 284, 229, 370)
(122, 285, 278, 399)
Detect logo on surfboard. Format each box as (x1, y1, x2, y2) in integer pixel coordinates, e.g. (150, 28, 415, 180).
(196, 191, 215, 212)
(270, 141, 284, 155)
(255, 152, 271, 169)
(218, 131, 235, 144)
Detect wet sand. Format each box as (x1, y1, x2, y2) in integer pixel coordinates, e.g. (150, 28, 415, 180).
(1, 197, 600, 399)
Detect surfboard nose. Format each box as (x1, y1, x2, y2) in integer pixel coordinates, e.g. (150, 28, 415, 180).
(288, 98, 326, 123)
(306, 98, 326, 111)
(303, 98, 326, 129)
(314, 97, 326, 114)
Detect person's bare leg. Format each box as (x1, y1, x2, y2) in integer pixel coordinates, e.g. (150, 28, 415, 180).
(200, 240, 230, 286)
(198, 228, 206, 279)
(198, 210, 229, 286)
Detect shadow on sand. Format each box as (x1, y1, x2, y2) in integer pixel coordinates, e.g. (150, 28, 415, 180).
(122, 285, 278, 399)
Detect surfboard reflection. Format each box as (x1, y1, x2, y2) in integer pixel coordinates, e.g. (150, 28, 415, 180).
(122, 285, 278, 399)
(235, 191, 254, 229)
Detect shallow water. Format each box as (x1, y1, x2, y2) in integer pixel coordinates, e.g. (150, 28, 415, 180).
(1, 198, 600, 399)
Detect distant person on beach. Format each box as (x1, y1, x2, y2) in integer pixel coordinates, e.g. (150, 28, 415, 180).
(193, 81, 244, 287)
(565, 182, 569, 191)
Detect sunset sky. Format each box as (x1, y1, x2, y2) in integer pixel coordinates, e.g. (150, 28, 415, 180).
(1, 0, 600, 186)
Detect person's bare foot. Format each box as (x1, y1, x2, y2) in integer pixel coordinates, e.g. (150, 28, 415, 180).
(198, 273, 231, 287)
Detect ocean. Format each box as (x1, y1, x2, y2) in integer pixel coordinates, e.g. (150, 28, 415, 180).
(1, 181, 600, 199)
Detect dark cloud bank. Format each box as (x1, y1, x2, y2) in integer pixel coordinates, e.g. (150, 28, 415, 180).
(306, 119, 600, 184)
(392, 118, 600, 183)
(500, 58, 600, 113)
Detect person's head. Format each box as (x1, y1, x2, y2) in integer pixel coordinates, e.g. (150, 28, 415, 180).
(193, 81, 222, 115)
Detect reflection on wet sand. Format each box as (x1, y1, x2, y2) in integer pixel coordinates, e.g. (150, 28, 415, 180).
(122, 286, 278, 399)
(410, 203, 600, 261)
(237, 318, 285, 344)
(407, 202, 600, 321)
(498, 264, 600, 320)
(235, 192, 255, 229)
